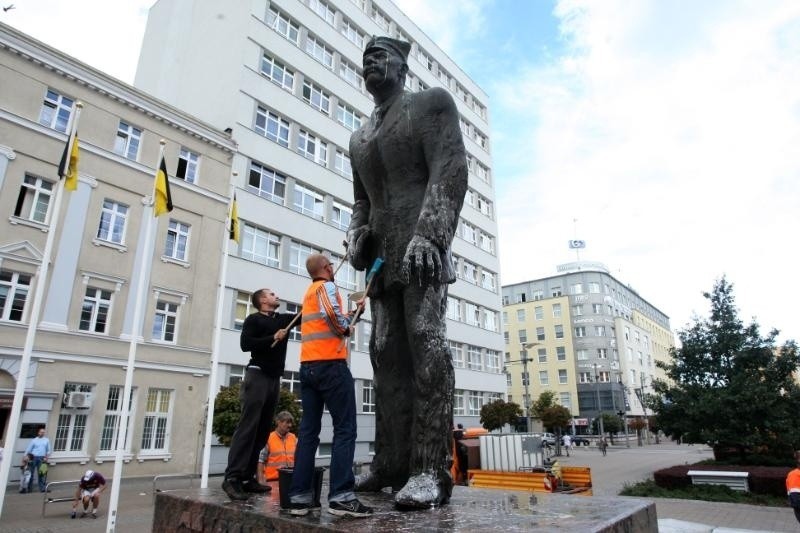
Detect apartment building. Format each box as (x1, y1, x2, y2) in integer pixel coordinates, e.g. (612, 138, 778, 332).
(135, 0, 505, 465)
(0, 22, 236, 479)
(502, 261, 674, 434)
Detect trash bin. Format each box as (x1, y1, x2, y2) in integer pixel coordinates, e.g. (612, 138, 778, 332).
(278, 467, 324, 509)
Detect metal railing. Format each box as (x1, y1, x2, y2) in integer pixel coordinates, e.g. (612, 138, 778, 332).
(42, 479, 82, 517)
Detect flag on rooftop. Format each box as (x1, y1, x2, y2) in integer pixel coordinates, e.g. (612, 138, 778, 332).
(154, 155, 173, 217)
(57, 130, 79, 191)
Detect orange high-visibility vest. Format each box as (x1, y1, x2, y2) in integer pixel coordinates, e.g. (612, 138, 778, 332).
(787, 468, 800, 494)
(301, 279, 348, 362)
(263, 431, 297, 481)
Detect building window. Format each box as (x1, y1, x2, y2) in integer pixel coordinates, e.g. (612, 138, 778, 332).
(539, 371, 549, 386)
(558, 369, 568, 384)
(141, 389, 172, 452)
(579, 372, 591, 384)
(462, 261, 477, 284)
(267, 7, 299, 44)
(485, 350, 501, 373)
(305, 34, 334, 69)
(14, 175, 54, 224)
(334, 151, 353, 178)
(560, 392, 571, 409)
(537, 348, 547, 363)
(459, 220, 476, 245)
(113, 121, 141, 160)
(261, 53, 294, 90)
(164, 220, 190, 261)
(570, 283, 583, 295)
(248, 162, 286, 204)
(371, 6, 390, 31)
(296, 130, 328, 166)
(99, 385, 135, 451)
(453, 389, 465, 415)
(228, 365, 245, 386)
(467, 345, 482, 371)
(468, 391, 483, 416)
(598, 348, 608, 359)
(449, 341, 465, 368)
(153, 301, 178, 342)
(79, 287, 112, 333)
(331, 254, 357, 290)
(306, 0, 335, 25)
(361, 379, 375, 413)
(337, 103, 362, 132)
(572, 304, 583, 316)
(176, 147, 199, 184)
(479, 231, 494, 254)
(338, 59, 362, 89)
(518, 329, 527, 343)
(293, 183, 324, 220)
(302, 80, 331, 115)
(516, 308, 525, 322)
(255, 107, 290, 147)
(598, 371, 610, 383)
(284, 303, 302, 341)
(465, 303, 480, 326)
(536, 327, 545, 341)
(331, 201, 352, 231)
(446, 297, 461, 321)
(97, 200, 128, 245)
(340, 18, 364, 48)
(241, 224, 280, 267)
(234, 290, 253, 330)
(503, 331, 509, 344)
(576, 349, 587, 360)
(289, 241, 319, 275)
(38, 89, 74, 133)
(534, 306, 543, 320)
(0, 270, 31, 322)
(556, 346, 566, 361)
(575, 326, 586, 337)
(554, 324, 564, 339)
(593, 303, 603, 314)
(589, 282, 601, 294)
(552, 303, 562, 318)
(54, 383, 93, 453)
(595, 326, 605, 337)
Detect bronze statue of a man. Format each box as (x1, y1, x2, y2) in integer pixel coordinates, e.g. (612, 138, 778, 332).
(346, 35, 468, 508)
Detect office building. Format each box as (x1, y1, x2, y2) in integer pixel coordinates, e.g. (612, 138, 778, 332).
(135, 0, 505, 465)
(502, 261, 674, 434)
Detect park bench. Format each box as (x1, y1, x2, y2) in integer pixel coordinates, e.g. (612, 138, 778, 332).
(687, 470, 749, 491)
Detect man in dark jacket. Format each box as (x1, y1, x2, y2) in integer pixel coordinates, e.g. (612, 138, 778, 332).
(346, 35, 468, 508)
(222, 288, 298, 501)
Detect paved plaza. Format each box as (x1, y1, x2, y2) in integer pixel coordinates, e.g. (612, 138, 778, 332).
(0, 441, 796, 532)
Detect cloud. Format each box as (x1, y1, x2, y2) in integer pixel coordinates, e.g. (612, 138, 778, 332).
(495, 0, 800, 339)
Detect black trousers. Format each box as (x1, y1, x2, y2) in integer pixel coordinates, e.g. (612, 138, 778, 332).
(224, 368, 280, 481)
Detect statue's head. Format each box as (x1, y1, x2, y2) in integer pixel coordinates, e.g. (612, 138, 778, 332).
(362, 35, 410, 94)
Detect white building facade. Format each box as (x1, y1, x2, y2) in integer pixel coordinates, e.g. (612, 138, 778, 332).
(136, 0, 505, 465)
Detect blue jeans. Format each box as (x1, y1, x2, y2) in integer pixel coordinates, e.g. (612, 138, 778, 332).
(30, 457, 46, 492)
(289, 360, 357, 504)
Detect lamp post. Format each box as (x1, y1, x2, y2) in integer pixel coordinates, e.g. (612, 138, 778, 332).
(506, 342, 540, 433)
(593, 363, 604, 437)
(640, 373, 651, 445)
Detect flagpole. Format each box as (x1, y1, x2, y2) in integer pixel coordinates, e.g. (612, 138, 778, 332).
(0, 102, 82, 517)
(200, 177, 237, 488)
(105, 140, 164, 533)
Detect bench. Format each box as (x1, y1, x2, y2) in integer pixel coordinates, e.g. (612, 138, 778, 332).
(687, 470, 749, 492)
(42, 479, 80, 517)
(467, 467, 593, 496)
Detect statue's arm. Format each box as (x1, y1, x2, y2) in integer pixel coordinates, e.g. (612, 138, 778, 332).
(414, 87, 468, 251)
(346, 156, 372, 271)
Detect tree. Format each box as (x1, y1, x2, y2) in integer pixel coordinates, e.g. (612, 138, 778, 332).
(540, 405, 571, 433)
(652, 277, 800, 462)
(480, 400, 523, 432)
(592, 413, 621, 438)
(212, 383, 301, 447)
(530, 390, 558, 419)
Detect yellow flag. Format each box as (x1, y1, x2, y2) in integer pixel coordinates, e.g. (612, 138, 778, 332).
(154, 156, 173, 217)
(58, 132, 79, 191)
(229, 193, 240, 243)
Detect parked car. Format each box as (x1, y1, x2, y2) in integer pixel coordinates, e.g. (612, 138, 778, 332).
(535, 432, 557, 446)
(570, 436, 591, 446)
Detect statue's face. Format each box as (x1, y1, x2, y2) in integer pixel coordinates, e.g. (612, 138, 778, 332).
(362, 48, 406, 94)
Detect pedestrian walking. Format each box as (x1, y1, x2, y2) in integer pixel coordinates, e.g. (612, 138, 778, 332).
(562, 434, 572, 457)
(599, 436, 608, 456)
(24, 427, 50, 492)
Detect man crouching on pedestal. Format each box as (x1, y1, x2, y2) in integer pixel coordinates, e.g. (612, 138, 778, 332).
(346, 35, 468, 509)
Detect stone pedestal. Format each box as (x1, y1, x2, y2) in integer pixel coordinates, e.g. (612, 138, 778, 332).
(152, 485, 657, 532)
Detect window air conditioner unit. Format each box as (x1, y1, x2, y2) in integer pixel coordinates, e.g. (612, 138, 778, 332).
(66, 392, 93, 409)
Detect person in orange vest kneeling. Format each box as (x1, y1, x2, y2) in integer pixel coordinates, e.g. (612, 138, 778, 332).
(257, 411, 297, 484)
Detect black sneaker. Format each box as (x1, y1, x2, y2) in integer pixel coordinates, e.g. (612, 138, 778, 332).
(287, 502, 310, 516)
(242, 479, 271, 493)
(221, 478, 250, 501)
(328, 499, 374, 518)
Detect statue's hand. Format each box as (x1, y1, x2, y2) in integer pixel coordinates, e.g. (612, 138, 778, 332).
(401, 235, 441, 286)
(346, 225, 371, 270)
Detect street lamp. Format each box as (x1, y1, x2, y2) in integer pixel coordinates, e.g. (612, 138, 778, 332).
(506, 342, 540, 433)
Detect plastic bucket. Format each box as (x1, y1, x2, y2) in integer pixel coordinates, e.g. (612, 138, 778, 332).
(278, 467, 324, 509)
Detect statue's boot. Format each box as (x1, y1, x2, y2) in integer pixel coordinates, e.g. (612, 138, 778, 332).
(394, 472, 452, 509)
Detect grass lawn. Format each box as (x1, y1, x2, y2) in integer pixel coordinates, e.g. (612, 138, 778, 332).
(619, 479, 788, 508)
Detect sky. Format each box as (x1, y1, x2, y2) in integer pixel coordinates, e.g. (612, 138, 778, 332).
(3, 1, 799, 342)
